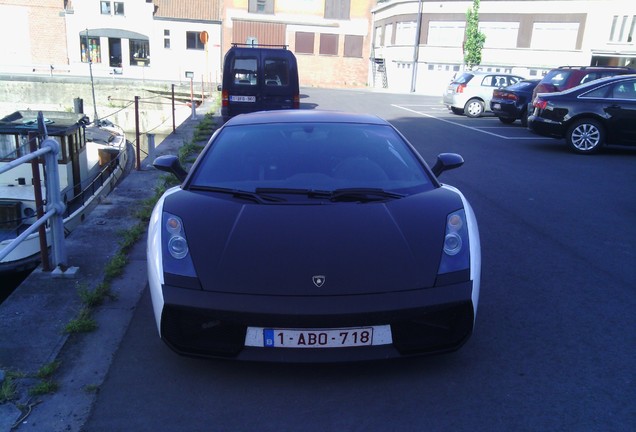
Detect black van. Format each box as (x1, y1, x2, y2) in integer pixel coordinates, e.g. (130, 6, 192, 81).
(219, 44, 300, 121)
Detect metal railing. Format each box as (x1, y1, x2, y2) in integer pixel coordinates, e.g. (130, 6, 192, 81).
(0, 130, 67, 270)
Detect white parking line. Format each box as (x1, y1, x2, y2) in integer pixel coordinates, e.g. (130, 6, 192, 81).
(392, 104, 544, 140)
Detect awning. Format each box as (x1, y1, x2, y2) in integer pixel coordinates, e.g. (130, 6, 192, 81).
(81, 29, 149, 41)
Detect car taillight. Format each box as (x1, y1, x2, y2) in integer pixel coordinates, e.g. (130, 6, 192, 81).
(293, 93, 300, 109)
(221, 89, 229, 107)
(534, 98, 548, 110)
(505, 93, 518, 101)
(456, 84, 466, 94)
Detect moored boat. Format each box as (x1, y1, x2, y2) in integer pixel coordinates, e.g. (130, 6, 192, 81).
(0, 110, 129, 273)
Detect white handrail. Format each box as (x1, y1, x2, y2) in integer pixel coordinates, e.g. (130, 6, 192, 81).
(0, 137, 67, 269)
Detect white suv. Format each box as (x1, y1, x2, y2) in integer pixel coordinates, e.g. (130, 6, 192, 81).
(443, 71, 524, 118)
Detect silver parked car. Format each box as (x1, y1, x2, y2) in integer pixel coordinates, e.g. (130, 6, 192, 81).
(443, 71, 524, 118)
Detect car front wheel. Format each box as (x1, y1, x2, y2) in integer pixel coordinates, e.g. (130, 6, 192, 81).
(464, 99, 485, 118)
(566, 119, 605, 154)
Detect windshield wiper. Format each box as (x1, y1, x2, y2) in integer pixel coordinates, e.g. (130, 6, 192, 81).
(254, 187, 404, 203)
(329, 188, 405, 202)
(189, 186, 286, 203)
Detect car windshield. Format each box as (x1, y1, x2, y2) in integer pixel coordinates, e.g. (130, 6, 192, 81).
(188, 122, 433, 196)
(542, 70, 572, 90)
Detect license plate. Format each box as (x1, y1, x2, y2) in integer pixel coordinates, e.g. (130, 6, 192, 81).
(230, 95, 255, 103)
(493, 103, 501, 110)
(245, 325, 392, 348)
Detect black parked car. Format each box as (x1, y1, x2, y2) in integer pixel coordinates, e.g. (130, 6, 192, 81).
(490, 79, 540, 126)
(148, 110, 481, 362)
(528, 74, 636, 154)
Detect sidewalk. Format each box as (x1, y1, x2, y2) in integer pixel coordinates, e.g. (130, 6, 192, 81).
(0, 98, 217, 431)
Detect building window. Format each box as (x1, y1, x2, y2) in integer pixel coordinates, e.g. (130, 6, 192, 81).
(479, 22, 519, 49)
(186, 32, 205, 50)
(249, 0, 274, 14)
(164, 29, 170, 49)
(100, 1, 111, 15)
(344, 35, 363, 58)
(130, 39, 150, 66)
(295, 32, 314, 54)
(395, 21, 417, 46)
(427, 21, 465, 47)
(531, 22, 579, 50)
(80, 36, 101, 63)
(114, 2, 124, 15)
(319, 33, 338, 56)
(374, 26, 385, 47)
(609, 15, 636, 43)
(324, 0, 350, 20)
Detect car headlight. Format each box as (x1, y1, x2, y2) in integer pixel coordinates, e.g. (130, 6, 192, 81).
(162, 212, 197, 277)
(438, 209, 470, 274)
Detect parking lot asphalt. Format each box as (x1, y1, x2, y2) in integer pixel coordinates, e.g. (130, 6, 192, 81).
(0, 99, 216, 431)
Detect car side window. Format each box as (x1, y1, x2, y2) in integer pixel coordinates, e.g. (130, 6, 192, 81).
(508, 76, 521, 86)
(482, 76, 496, 87)
(610, 81, 636, 99)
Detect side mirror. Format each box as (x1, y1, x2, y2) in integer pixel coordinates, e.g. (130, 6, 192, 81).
(217, 84, 222, 92)
(153, 155, 187, 182)
(431, 153, 464, 177)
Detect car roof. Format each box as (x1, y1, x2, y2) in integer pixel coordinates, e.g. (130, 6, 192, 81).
(541, 73, 636, 96)
(224, 109, 388, 126)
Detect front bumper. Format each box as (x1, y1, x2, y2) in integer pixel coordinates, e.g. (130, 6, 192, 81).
(158, 280, 475, 362)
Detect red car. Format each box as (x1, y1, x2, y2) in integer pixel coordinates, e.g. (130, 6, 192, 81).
(532, 66, 636, 102)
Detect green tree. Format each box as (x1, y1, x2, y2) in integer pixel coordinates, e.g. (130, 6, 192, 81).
(463, 0, 486, 69)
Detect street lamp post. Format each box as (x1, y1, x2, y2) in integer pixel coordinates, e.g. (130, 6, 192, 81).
(410, 0, 424, 93)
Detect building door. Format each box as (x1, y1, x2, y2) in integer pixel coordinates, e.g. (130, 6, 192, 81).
(109, 38, 122, 67)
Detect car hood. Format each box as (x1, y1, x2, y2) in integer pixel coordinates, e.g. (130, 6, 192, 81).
(163, 188, 464, 296)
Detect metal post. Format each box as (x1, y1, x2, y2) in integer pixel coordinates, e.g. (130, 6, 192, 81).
(41, 138, 67, 269)
(190, 76, 196, 119)
(171, 84, 176, 132)
(410, 0, 424, 93)
(135, 96, 141, 170)
(28, 132, 51, 271)
(85, 29, 99, 124)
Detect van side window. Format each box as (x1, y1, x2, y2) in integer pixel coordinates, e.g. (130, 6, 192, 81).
(232, 57, 258, 85)
(264, 58, 289, 86)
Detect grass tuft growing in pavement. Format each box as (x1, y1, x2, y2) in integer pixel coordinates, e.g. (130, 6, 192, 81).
(64, 308, 98, 334)
(28, 380, 59, 396)
(0, 376, 17, 402)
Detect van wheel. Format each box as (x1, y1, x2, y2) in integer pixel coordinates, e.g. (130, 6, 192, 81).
(464, 99, 484, 118)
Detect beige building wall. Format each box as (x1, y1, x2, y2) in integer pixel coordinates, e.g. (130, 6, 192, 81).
(222, 0, 375, 88)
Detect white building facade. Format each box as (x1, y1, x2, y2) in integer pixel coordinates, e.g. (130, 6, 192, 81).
(371, 0, 636, 95)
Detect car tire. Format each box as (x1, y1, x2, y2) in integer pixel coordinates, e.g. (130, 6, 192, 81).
(450, 107, 464, 115)
(520, 109, 529, 127)
(464, 99, 485, 118)
(498, 117, 515, 124)
(566, 118, 605, 154)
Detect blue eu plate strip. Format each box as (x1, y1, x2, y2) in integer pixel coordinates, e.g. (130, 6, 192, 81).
(263, 329, 275, 347)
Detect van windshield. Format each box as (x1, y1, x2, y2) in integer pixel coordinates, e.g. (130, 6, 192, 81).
(232, 58, 258, 85)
